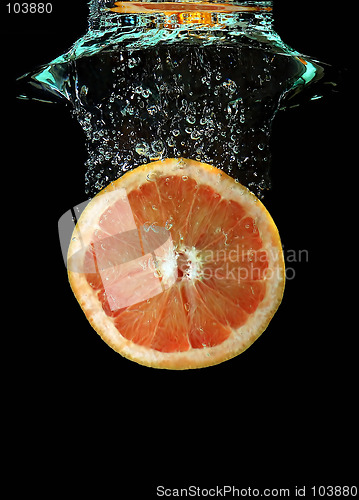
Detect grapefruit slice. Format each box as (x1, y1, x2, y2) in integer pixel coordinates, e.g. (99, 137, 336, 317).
(68, 158, 285, 369)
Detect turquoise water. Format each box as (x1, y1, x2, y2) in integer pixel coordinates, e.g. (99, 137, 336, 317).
(18, 1, 327, 197)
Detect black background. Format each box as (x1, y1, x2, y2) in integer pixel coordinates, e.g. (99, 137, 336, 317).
(3, 0, 357, 495)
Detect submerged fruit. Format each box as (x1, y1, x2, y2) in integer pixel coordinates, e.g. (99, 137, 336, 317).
(68, 158, 285, 369)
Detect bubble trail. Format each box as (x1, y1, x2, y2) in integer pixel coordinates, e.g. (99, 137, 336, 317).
(18, 0, 328, 198)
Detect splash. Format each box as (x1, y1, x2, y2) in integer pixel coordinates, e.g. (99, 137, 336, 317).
(18, 0, 327, 197)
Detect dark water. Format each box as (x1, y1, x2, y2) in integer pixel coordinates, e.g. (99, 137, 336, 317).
(69, 43, 322, 197)
(17, 7, 326, 198)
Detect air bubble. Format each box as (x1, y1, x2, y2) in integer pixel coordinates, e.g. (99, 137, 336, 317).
(147, 105, 157, 115)
(80, 85, 88, 97)
(150, 140, 165, 160)
(191, 129, 201, 140)
(136, 142, 149, 156)
(128, 58, 138, 68)
(141, 88, 151, 98)
(167, 137, 175, 148)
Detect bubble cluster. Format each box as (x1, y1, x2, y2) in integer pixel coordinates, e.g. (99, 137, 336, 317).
(64, 30, 318, 197)
(19, 2, 326, 199)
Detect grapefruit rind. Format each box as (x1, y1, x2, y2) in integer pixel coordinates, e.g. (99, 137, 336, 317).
(68, 158, 285, 369)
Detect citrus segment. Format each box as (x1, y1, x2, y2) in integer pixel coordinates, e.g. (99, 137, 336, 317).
(68, 158, 285, 369)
